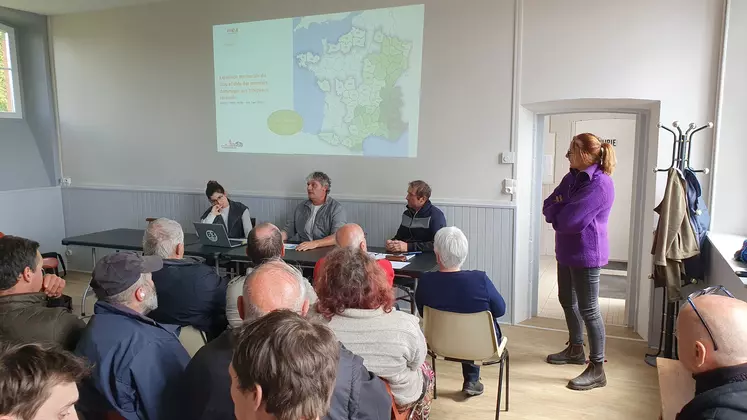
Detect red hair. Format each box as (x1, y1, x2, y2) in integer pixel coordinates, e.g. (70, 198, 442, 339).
(573, 132, 617, 175)
(315, 247, 395, 319)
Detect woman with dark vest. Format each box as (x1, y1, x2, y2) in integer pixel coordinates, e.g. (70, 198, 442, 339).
(199, 181, 252, 239)
(543, 132, 616, 391)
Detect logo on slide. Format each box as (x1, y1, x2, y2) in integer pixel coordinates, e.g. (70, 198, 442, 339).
(205, 230, 219, 243)
(220, 139, 244, 149)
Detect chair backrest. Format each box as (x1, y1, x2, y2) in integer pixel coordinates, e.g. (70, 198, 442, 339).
(423, 307, 499, 362)
(178, 325, 206, 357)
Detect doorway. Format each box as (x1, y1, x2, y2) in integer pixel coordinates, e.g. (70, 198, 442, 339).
(536, 113, 636, 327)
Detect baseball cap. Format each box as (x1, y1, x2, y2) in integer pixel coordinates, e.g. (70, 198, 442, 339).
(91, 252, 163, 298)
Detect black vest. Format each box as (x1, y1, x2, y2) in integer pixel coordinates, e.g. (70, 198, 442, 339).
(200, 199, 249, 239)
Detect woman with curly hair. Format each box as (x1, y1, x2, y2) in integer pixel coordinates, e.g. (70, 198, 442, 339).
(315, 247, 432, 416)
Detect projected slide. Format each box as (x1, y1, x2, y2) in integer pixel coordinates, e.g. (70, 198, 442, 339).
(213, 5, 424, 157)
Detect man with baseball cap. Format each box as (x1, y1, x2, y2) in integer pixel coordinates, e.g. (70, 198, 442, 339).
(74, 252, 190, 420)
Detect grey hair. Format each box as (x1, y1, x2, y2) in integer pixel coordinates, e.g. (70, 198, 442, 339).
(242, 259, 307, 323)
(101, 274, 149, 306)
(306, 171, 331, 192)
(434, 226, 469, 269)
(143, 218, 184, 259)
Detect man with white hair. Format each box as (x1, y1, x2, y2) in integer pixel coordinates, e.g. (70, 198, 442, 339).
(415, 226, 506, 397)
(74, 252, 190, 420)
(181, 259, 391, 420)
(281, 171, 347, 251)
(143, 218, 228, 340)
(313, 223, 395, 287)
(676, 288, 747, 419)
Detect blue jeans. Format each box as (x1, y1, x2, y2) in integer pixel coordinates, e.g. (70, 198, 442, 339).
(462, 323, 501, 383)
(462, 363, 480, 383)
(557, 264, 606, 363)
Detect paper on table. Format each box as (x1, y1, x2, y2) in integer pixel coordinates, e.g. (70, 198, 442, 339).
(367, 252, 415, 261)
(390, 261, 410, 269)
(284, 244, 298, 250)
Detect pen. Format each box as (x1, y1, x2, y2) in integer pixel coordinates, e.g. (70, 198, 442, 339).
(404, 252, 422, 255)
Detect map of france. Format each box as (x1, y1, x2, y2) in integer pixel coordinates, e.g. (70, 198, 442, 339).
(213, 5, 424, 157)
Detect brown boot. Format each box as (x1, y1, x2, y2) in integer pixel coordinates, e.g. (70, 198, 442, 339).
(546, 342, 586, 365)
(567, 361, 607, 390)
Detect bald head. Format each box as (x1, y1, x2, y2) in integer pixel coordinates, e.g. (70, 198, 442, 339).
(239, 259, 307, 323)
(335, 224, 366, 250)
(677, 295, 747, 374)
(246, 222, 284, 265)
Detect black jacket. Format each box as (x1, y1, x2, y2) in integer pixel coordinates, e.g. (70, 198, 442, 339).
(392, 201, 447, 252)
(180, 330, 391, 420)
(200, 199, 250, 239)
(148, 258, 228, 340)
(677, 364, 747, 420)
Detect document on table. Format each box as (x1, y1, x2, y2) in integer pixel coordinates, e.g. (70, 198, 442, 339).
(390, 261, 411, 269)
(284, 244, 298, 250)
(367, 252, 415, 261)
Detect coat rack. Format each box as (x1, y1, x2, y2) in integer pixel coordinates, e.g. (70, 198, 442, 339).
(645, 121, 712, 367)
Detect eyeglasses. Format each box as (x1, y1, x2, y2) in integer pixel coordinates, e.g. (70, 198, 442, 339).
(210, 194, 225, 205)
(685, 285, 735, 351)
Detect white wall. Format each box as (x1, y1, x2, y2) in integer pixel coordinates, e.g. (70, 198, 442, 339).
(50, 0, 516, 202)
(711, 0, 747, 235)
(521, 0, 723, 204)
(0, 187, 66, 254)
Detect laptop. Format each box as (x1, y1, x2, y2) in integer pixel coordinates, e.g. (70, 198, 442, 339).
(193, 222, 245, 248)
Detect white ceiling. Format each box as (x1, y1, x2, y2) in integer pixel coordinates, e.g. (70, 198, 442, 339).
(0, 0, 170, 15)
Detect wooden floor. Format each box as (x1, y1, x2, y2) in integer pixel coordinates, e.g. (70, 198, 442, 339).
(63, 271, 660, 419)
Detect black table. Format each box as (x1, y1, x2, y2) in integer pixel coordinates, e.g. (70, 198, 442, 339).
(61, 228, 200, 315)
(185, 243, 438, 276)
(184, 243, 437, 314)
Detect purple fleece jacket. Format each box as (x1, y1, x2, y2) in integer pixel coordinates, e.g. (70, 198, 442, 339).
(543, 164, 615, 268)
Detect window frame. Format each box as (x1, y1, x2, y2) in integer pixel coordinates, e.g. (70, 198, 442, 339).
(0, 22, 23, 119)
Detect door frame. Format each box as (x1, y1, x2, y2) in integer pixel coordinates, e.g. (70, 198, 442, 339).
(513, 98, 661, 343)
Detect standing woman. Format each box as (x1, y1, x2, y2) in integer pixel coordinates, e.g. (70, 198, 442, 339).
(200, 180, 253, 239)
(543, 133, 616, 391)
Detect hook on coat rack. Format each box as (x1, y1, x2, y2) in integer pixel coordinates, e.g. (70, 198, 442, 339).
(652, 121, 712, 174)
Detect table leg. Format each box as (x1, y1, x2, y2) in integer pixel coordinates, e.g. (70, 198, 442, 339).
(81, 248, 96, 317)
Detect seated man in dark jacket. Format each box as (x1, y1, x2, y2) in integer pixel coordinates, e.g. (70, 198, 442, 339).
(181, 259, 391, 420)
(143, 218, 228, 340)
(0, 235, 84, 351)
(75, 252, 191, 420)
(676, 290, 747, 420)
(416, 226, 506, 398)
(386, 180, 446, 253)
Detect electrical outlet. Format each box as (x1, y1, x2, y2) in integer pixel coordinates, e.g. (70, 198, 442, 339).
(500, 152, 515, 164)
(503, 178, 516, 195)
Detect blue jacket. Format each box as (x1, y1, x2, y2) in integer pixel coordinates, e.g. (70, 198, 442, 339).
(392, 201, 447, 252)
(180, 330, 391, 420)
(683, 169, 711, 280)
(74, 301, 191, 420)
(148, 257, 228, 340)
(415, 270, 506, 337)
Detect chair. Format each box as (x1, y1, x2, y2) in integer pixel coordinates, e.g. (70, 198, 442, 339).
(41, 252, 67, 277)
(178, 325, 208, 357)
(423, 307, 509, 420)
(393, 275, 417, 315)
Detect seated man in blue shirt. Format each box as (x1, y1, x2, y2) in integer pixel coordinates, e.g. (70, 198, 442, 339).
(415, 226, 506, 397)
(75, 252, 191, 420)
(143, 218, 228, 340)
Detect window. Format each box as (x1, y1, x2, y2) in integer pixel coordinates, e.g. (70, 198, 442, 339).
(0, 23, 22, 118)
